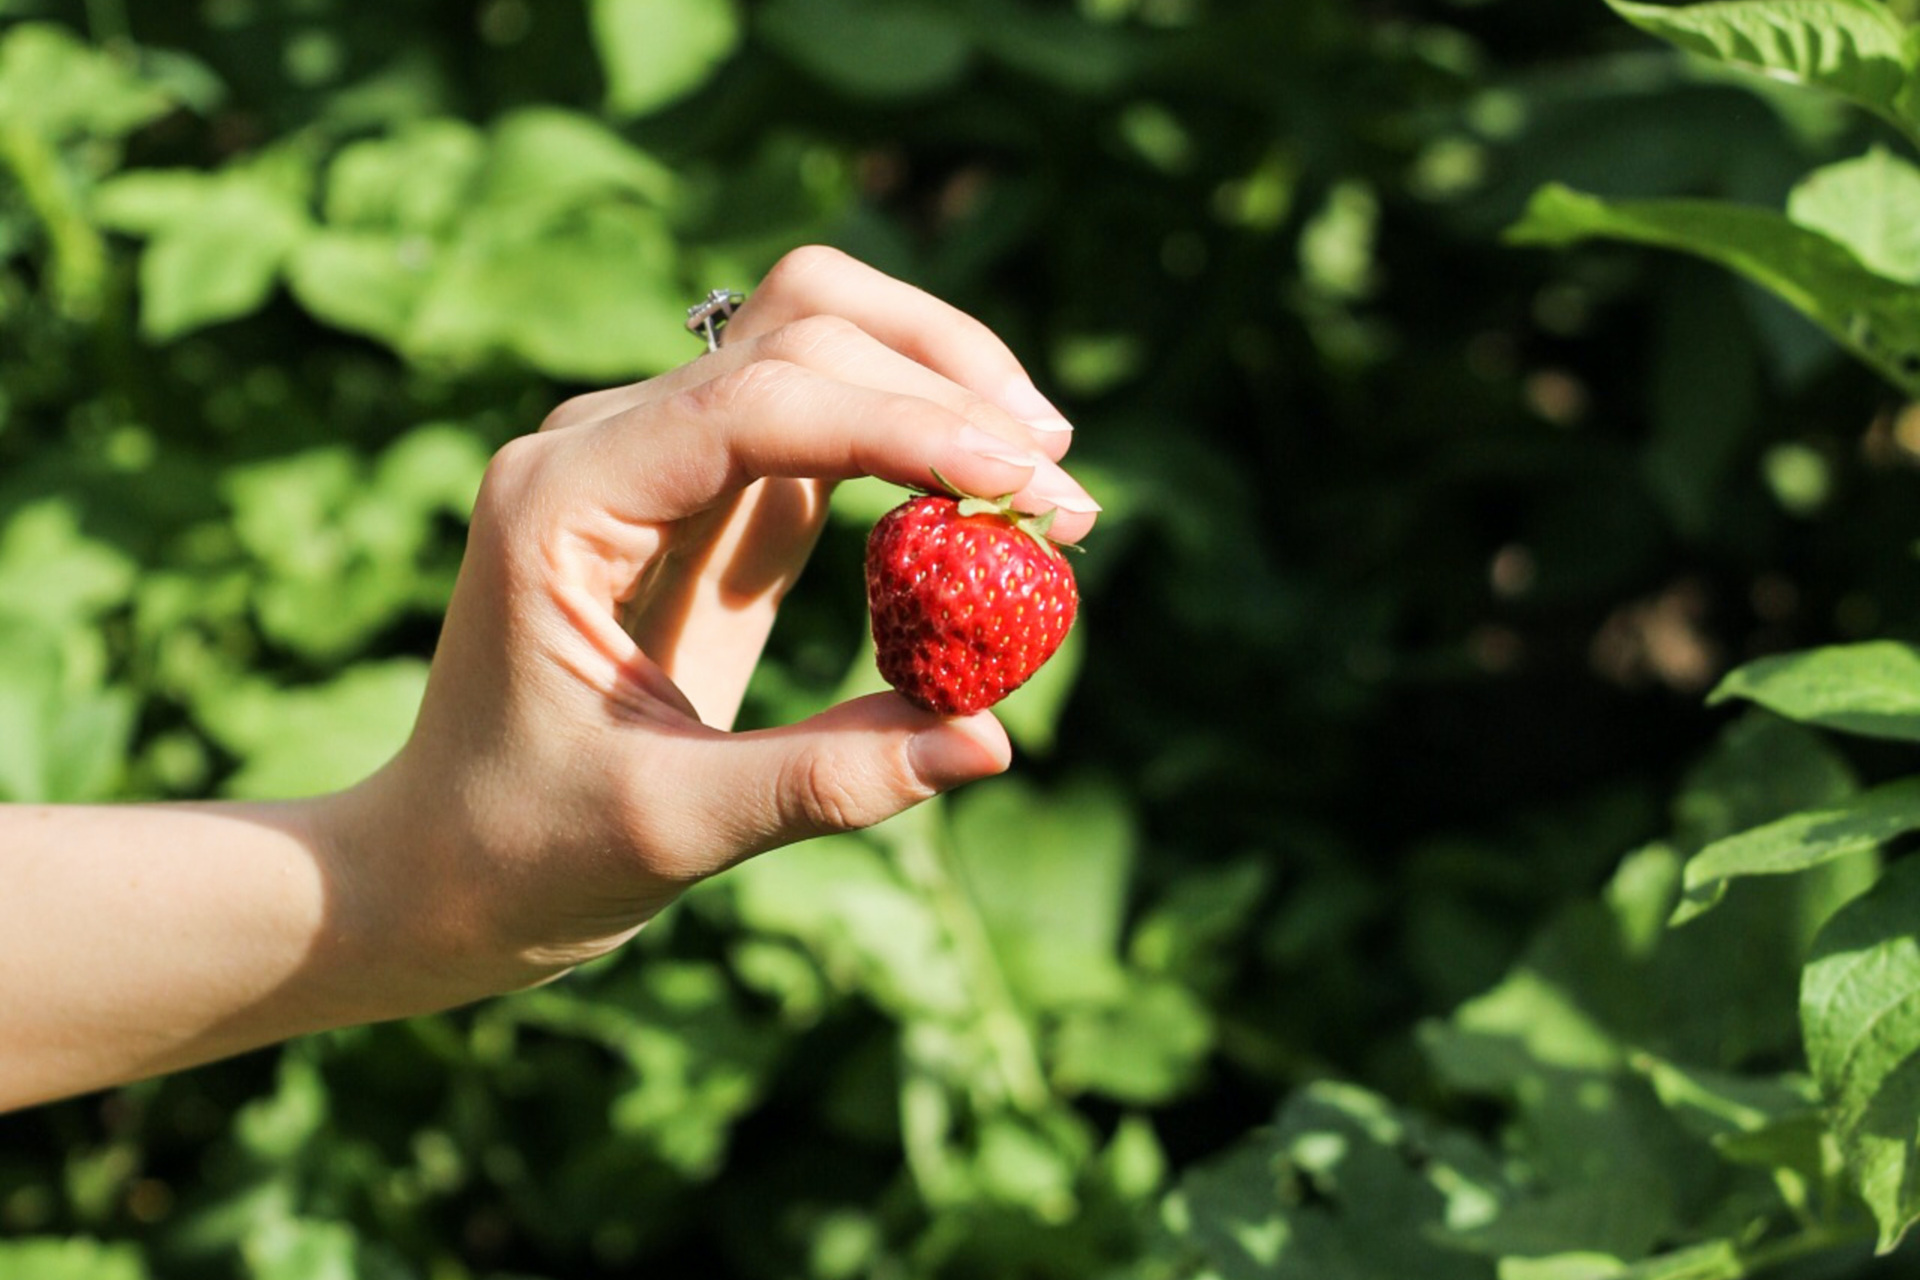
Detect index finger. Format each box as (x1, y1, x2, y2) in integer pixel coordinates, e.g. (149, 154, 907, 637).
(575, 359, 1097, 545)
(728, 246, 1075, 438)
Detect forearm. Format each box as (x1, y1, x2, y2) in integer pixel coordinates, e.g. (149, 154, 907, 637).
(0, 797, 416, 1111)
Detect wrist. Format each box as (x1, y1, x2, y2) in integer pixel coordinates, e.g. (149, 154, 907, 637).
(310, 752, 632, 1020)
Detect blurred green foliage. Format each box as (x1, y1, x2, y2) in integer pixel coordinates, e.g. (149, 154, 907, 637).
(11, 0, 1920, 1276)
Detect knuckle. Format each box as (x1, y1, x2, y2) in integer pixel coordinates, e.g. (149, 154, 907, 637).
(763, 313, 862, 365)
(474, 433, 547, 516)
(466, 434, 559, 589)
(539, 394, 591, 433)
(762, 244, 850, 296)
(678, 358, 801, 419)
(784, 750, 909, 837)
(953, 390, 1014, 435)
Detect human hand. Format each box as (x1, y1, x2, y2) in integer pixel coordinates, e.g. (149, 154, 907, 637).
(325, 246, 1100, 1006)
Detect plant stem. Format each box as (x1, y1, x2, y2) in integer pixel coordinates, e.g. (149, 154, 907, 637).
(886, 807, 1051, 1114)
(0, 125, 108, 322)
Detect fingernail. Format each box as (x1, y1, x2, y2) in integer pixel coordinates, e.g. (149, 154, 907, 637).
(909, 724, 1002, 790)
(1025, 462, 1102, 514)
(958, 425, 1045, 469)
(996, 377, 1074, 433)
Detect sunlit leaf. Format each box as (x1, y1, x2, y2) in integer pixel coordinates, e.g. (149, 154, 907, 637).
(474, 107, 679, 214)
(1710, 641, 1920, 742)
(408, 203, 687, 378)
(320, 119, 484, 233)
(242, 1216, 358, 1280)
(1671, 712, 1857, 850)
(285, 229, 431, 345)
(96, 157, 312, 340)
(195, 660, 428, 798)
(590, 0, 741, 119)
(1789, 147, 1920, 284)
(1802, 855, 1920, 1252)
(717, 834, 969, 1018)
(220, 435, 472, 661)
(0, 22, 171, 141)
(993, 621, 1084, 755)
(0, 498, 136, 627)
(1156, 1083, 1505, 1280)
(947, 775, 1136, 1010)
(1673, 776, 1915, 924)
(235, 1051, 329, 1161)
(1631, 1052, 1819, 1141)
(509, 961, 781, 1176)
(0, 616, 134, 803)
(0, 1238, 148, 1280)
(1509, 183, 1920, 395)
(1606, 0, 1918, 142)
(1051, 975, 1211, 1104)
(1498, 1257, 1627, 1280)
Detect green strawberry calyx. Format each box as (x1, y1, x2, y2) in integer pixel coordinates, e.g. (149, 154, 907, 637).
(924, 466, 1076, 556)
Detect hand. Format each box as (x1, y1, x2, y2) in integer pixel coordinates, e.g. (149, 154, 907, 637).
(327, 246, 1101, 1003)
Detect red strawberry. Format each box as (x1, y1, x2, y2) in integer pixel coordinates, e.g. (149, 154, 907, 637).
(866, 480, 1079, 716)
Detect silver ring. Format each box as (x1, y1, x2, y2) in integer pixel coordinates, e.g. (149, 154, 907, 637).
(686, 288, 744, 353)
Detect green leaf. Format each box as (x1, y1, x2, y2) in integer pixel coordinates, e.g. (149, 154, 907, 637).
(234, 1050, 329, 1161)
(1156, 1082, 1505, 1280)
(1618, 1241, 1743, 1280)
(1802, 855, 1920, 1252)
(473, 107, 679, 216)
(242, 1216, 359, 1280)
(1605, 0, 1918, 142)
(1789, 147, 1920, 284)
(0, 497, 137, 627)
(589, 0, 741, 119)
(717, 834, 968, 1018)
(1710, 642, 1920, 742)
(510, 961, 780, 1176)
(0, 616, 135, 803)
(408, 203, 688, 378)
(829, 475, 908, 527)
(214, 427, 481, 660)
(992, 620, 1084, 755)
(1671, 712, 1858, 851)
(1509, 183, 1920, 396)
(1630, 1052, 1820, 1143)
(947, 776, 1136, 1010)
(1499, 1257, 1628, 1280)
(0, 23, 172, 142)
(285, 229, 431, 345)
(1131, 856, 1273, 992)
(1051, 975, 1211, 1104)
(0, 1238, 148, 1280)
(195, 660, 428, 798)
(965, 0, 1141, 94)
(1426, 967, 1626, 1087)
(759, 0, 973, 99)
(96, 157, 312, 341)
(1673, 776, 1918, 924)
(320, 119, 484, 233)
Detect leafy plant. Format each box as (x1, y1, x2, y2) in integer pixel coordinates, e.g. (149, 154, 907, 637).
(1507, 0, 1920, 1258)
(10, 1, 1920, 1278)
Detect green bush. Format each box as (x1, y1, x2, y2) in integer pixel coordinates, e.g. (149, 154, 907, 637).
(10, 1, 1920, 1276)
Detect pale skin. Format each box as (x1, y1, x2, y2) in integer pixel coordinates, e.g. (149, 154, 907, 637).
(0, 247, 1100, 1112)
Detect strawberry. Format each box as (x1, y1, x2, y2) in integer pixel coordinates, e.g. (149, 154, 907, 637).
(866, 478, 1079, 716)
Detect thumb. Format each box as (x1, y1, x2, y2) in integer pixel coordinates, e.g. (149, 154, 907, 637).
(688, 693, 1011, 862)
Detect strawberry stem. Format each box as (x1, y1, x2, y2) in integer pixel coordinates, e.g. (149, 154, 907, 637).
(923, 465, 1073, 556)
